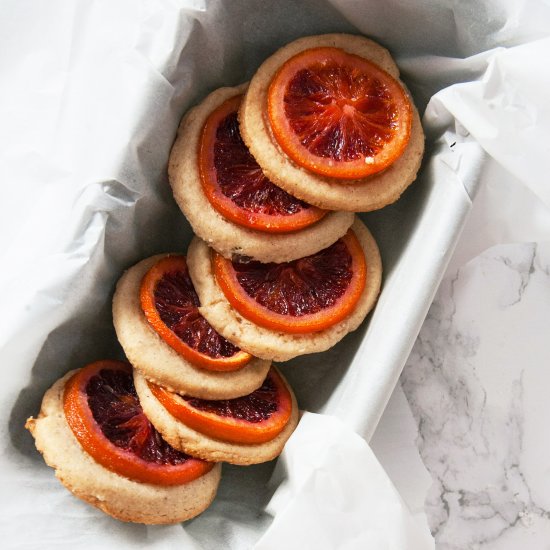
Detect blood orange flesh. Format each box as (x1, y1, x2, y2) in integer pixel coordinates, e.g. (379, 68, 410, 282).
(199, 94, 326, 232)
(268, 47, 412, 179)
(140, 255, 251, 371)
(63, 360, 213, 485)
(148, 367, 292, 444)
(213, 229, 367, 334)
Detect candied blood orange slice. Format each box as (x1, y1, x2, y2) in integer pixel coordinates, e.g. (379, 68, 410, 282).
(213, 229, 366, 333)
(63, 360, 213, 485)
(267, 47, 412, 179)
(199, 94, 326, 232)
(148, 367, 292, 444)
(140, 255, 251, 371)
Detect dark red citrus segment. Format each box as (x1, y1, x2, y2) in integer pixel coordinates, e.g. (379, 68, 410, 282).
(213, 230, 367, 334)
(233, 239, 353, 317)
(140, 255, 252, 371)
(214, 111, 306, 215)
(268, 47, 412, 179)
(148, 368, 293, 444)
(86, 366, 189, 466)
(184, 374, 278, 423)
(154, 268, 239, 359)
(199, 94, 326, 232)
(284, 68, 397, 161)
(63, 360, 214, 486)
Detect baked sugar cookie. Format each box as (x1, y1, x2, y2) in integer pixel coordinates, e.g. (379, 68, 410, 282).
(26, 363, 221, 524)
(168, 83, 354, 263)
(187, 217, 382, 361)
(240, 34, 425, 212)
(134, 367, 299, 465)
(113, 254, 271, 399)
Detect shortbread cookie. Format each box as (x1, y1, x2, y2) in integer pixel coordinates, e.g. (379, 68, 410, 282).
(26, 370, 222, 524)
(134, 367, 299, 465)
(168, 83, 354, 263)
(113, 254, 271, 399)
(187, 218, 382, 361)
(240, 34, 425, 212)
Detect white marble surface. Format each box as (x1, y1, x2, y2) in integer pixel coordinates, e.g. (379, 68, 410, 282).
(401, 241, 550, 549)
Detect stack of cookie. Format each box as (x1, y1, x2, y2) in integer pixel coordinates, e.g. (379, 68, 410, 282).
(26, 33, 424, 525)
(112, 253, 299, 466)
(168, 33, 422, 361)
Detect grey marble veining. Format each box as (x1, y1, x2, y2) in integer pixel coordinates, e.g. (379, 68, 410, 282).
(401, 242, 550, 549)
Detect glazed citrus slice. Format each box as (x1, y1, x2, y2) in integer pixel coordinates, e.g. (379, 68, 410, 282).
(213, 229, 366, 334)
(267, 47, 412, 179)
(199, 94, 326, 232)
(63, 360, 213, 486)
(140, 255, 251, 371)
(148, 367, 292, 444)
